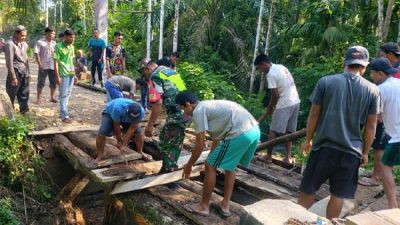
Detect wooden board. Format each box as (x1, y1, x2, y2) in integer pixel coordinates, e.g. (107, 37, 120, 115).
(29, 125, 99, 136)
(345, 209, 400, 225)
(111, 165, 204, 194)
(235, 169, 297, 202)
(92, 150, 210, 183)
(148, 185, 240, 225)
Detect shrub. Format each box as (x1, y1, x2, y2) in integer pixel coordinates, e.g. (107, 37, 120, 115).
(0, 198, 18, 225)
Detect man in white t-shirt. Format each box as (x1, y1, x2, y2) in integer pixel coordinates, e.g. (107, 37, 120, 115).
(176, 91, 260, 218)
(255, 54, 300, 164)
(369, 57, 400, 209)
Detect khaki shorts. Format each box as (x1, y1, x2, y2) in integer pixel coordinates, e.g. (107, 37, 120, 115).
(270, 104, 299, 134)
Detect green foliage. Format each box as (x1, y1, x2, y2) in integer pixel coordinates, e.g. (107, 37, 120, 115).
(0, 198, 19, 225)
(0, 116, 51, 201)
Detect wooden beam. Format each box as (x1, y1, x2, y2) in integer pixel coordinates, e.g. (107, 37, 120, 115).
(29, 125, 99, 136)
(76, 81, 106, 93)
(256, 128, 306, 152)
(111, 165, 204, 194)
(92, 151, 210, 183)
(56, 173, 90, 203)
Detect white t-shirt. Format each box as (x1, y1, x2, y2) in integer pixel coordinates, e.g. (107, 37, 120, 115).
(379, 77, 400, 143)
(267, 64, 300, 109)
(34, 38, 56, 70)
(192, 100, 258, 140)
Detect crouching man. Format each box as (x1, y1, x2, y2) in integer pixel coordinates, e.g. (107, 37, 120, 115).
(96, 98, 152, 162)
(176, 91, 260, 217)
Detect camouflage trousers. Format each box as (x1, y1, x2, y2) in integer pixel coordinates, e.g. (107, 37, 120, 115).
(160, 112, 186, 171)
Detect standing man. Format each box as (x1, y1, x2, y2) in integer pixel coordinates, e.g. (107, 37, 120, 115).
(96, 98, 151, 162)
(104, 75, 136, 102)
(88, 28, 106, 87)
(4, 25, 30, 114)
(140, 59, 187, 172)
(254, 54, 300, 164)
(34, 27, 57, 104)
(170, 52, 179, 70)
(379, 42, 400, 69)
(298, 46, 380, 219)
(369, 57, 400, 209)
(54, 29, 76, 124)
(106, 31, 126, 77)
(176, 91, 260, 217)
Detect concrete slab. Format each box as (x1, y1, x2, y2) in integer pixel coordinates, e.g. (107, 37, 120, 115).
(240, 199, 323, 225)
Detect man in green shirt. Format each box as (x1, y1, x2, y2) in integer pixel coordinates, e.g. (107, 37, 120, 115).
(53, 29, 76, 123)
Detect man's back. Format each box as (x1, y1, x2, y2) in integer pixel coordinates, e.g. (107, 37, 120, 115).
(312, 73, 380, 156)
(379, 77, 400, 143)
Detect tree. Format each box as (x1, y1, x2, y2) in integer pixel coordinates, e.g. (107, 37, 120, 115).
(94, 0, 108, 42)
(158, 0, 165, 59)
(172, 0, 180, 53)
(249, 0, 265, 94)
(146, 0, 152, 58)
(377, 0, 394, 42)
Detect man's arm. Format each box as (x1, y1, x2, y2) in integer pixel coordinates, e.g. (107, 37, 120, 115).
(122, 49, 126, 74)
(121, 123, 138, 148)
(361, 114, 378, 166)
(113, 121, 123, 145)
(106, 58, 112, 78)
(183, 132, 206, 179)
(301, 104, 322, 154)
(4, 42, 17, 80)
(145, 99, 163, 137)
(258, 88, 279, 122)
(54, 59, 61, 85)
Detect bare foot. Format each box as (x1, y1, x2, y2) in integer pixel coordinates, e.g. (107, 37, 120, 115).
(36, 99, 43, 105)
(50, 98, 58, 103)
(283, 157, 293, 164)
(95, 155, 104, 163)
(140, 152, 153, 162)
(259, 156, 273, 164)
(184, 203, 210, 216)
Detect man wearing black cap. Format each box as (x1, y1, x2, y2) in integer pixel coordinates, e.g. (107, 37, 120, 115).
(298, 46, 380, 219)
(95, 98, 151, 162)
(369, 57, 400, 209)
(379, 42, 400, 72)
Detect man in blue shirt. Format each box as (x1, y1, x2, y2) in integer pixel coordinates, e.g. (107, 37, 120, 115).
(88, 28, 106, 87)
(95, 98, 152, 162)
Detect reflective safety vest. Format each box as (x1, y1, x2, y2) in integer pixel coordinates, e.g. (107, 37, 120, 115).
(158, 68, 187, 91)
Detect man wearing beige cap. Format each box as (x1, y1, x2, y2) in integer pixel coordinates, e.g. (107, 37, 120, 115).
(298, 46, 380, 219)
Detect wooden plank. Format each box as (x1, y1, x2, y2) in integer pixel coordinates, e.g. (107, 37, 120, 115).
(96, 153, 142, 168)
(92, 150, 210, 183)
(29, 125, 99, 136)
(345, 212, 394, 225)
(111, 165, 204, 194)
(235, 169, 297, 202)
(76, 81, 106, 93)
(148, 185, 240, 225)
(256, 128, 306, 152)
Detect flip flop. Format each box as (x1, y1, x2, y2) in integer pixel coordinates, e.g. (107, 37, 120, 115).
(358, 177, 380, 187)
(211, 202, 232, 218)
(184, 203, 210, 217)
(141, 153, 153, 162)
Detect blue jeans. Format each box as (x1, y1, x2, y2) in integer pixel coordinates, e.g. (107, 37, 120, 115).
(104, 80, 123, 102)
(59, 76, 74, 119)
(91, 60, 103, 85)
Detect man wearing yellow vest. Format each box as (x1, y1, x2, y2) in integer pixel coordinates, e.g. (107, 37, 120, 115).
(140, 59, 187, 172)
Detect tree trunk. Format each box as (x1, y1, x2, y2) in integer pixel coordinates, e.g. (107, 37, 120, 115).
(45, 0, 48, 27)
(146, 0, 152, 58)
(172, 0, 180, 53)
(382, 0, 394, 41)
(397, 18, 400, 44)
(59, 0, 63, 25)
(377, 0, 384, 41)
(158, 0, 165, 59)
(249, 0, 265, 94)
(259, 0, 275, 95)
(83, 1, 87, 34)
(94, 0, 108, 43)
(54, 1, 56, 25)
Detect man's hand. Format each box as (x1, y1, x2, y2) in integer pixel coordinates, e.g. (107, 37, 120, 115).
(11, 78, 18, 87)
(360, 153, 368, 167)
(73, 76, 78, 85)
(300, 140, 312, 156)
(116, 140, 123, 149)
(38, 63, 43, 72)
(145, 125, 154, 137)
(56, 76, 61, 86)
(182, 163, 193, 179)
(98, 58, 102, 63)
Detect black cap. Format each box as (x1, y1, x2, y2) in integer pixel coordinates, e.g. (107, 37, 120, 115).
(344, 46, 369, 67)
(126, 103, 142, 119)
(369, 57, 399, 75)
(380, 42, 400, 55)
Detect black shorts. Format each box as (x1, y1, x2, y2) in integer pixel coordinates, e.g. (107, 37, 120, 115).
(37, 69, 56, 89)
(300, 148, 360, 199)
(371, 122, 391, 150)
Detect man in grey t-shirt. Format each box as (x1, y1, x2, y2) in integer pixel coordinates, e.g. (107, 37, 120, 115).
(298, 46, 380, 219)
(104, 75, 136, 102)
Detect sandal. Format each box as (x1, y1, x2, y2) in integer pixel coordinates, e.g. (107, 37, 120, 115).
(141, 153, 153, 162)
(358, 177, 380, 187)
(211, 202, 232, 218)
(184, 203, 210, 217)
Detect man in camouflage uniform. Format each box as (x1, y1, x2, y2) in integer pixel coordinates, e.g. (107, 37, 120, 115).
(140, 59, 187, 172)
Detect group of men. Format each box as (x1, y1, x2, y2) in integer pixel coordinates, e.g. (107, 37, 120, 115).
(4, 23, 399, 219)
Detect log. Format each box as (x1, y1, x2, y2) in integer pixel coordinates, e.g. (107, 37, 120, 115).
(111, 165, 204, 194)
(65, 131, 142, 166)
(76, 81, 106, 93)
(29, 125, 99, 136)
(256, 128, 306, 152)
(92, 150, 210, 183)
(103, 195, 128, 225)
(56, 173, 90, 203)
(148, 185, 240, 225)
